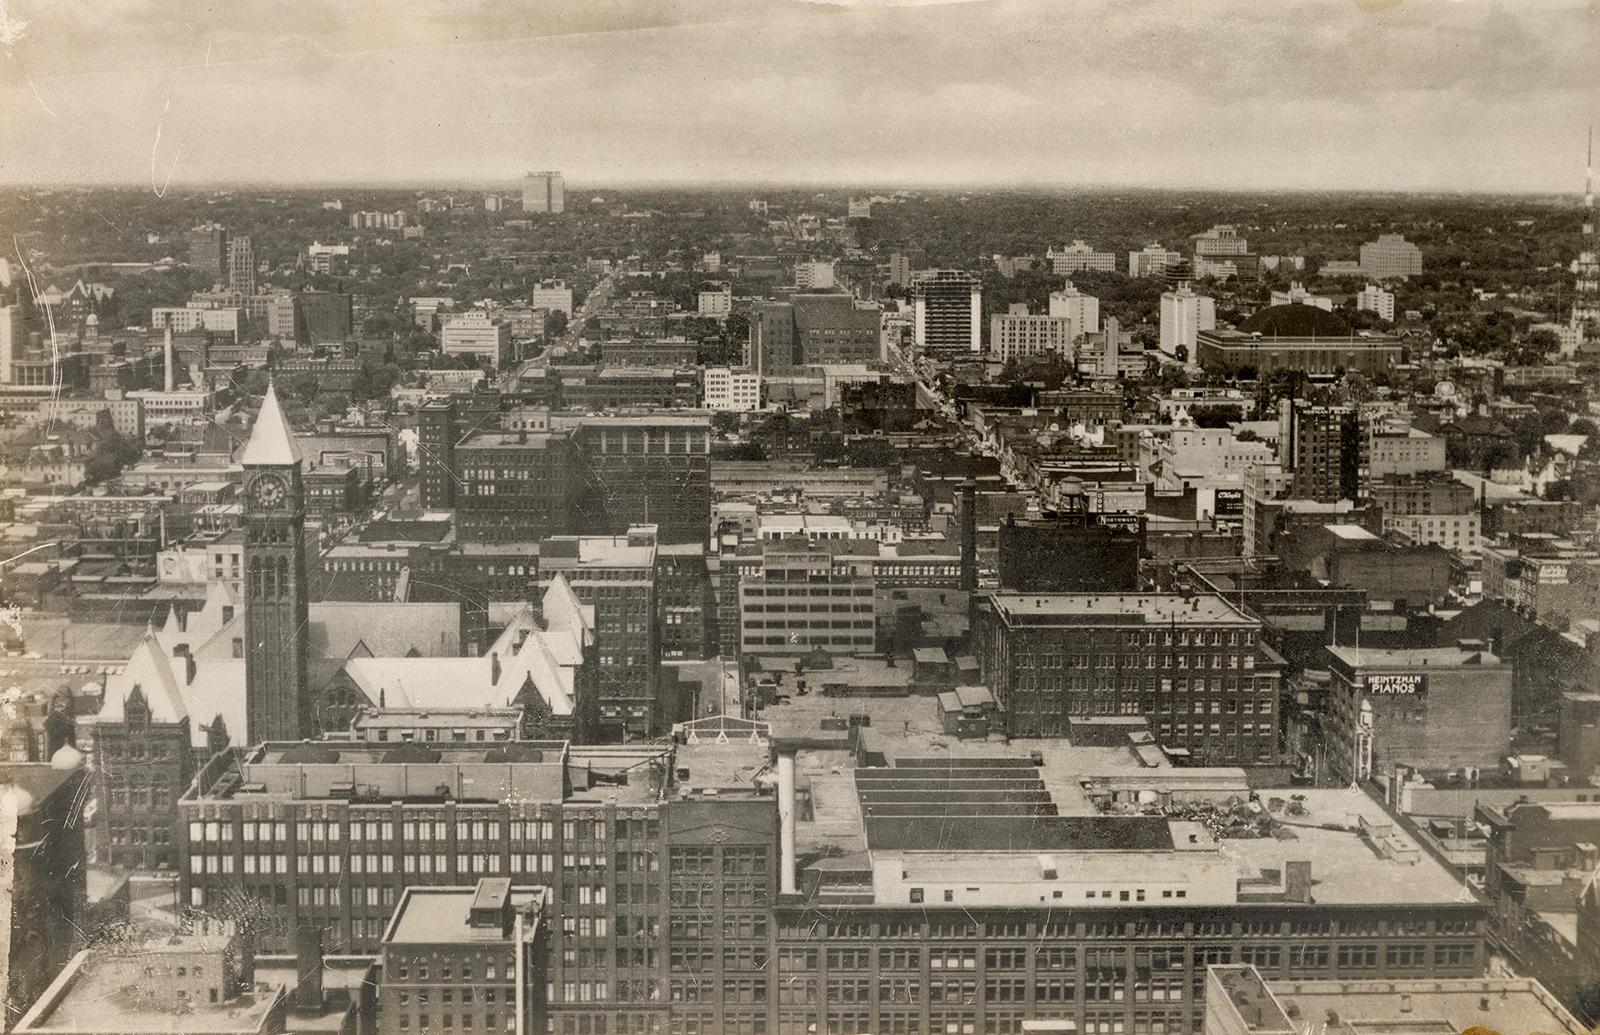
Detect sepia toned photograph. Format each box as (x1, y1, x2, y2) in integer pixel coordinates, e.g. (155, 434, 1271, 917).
(0, 2, 1598, 1034)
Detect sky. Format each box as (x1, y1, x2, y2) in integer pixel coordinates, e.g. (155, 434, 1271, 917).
(0, 0, 1595, 193)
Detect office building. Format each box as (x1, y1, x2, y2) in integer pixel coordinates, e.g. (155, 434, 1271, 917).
(738, 540, 877, 656)
(38, 397, 145, 438)
(1368, 472, 1480, 552)
(1075, 316, 1148, 380)
(416, 399, 458, 509)
(570, 414, 711, 546)
(1046, 241, 1117, 274)
(379, 881, 549, 1035)
(794, 260, 835, 290)
(758, 711, 1488, 1035)
(1267, 282, 1333, 311)
(297, 291, 354, 344)
(1202, 965, 1586, 1035)
(185, 222, 229, 279)
(179, 727, 778, 1035)
(1479, 798, 1600, 1006)
(749, 294, 881, 375)
(977, 592, 1282, 763)
(1322, 644, 1511, 784)
(441, 311, 515, 367)
(988, 308, 1078, 361)
(539, 526, 659, 738)
(228, 234, 256, 296)
(1356, 283, 1395, 322)
(704, 367, 763, 411)
(0, 758, 90, 1030)
(1364, 423, 1446, 477)
(697, 282, 732, 318)
(151, 305, 245, 342)
(1159, 284, 1217, 358)
(522, 171, 565, 214)
(532, 280, 574, 317)
(1128, 244, 1184, 278)
(305, 240, 349, 274)
(1279, 399, 1360, 502)
(597, 338, 698, 367)
(0, 302, 24, 384)
(996, 517, 1140, 593)
(886, 252, 916, 287)
(913, 270, 981, 355)
(454, 427, 575, 542)
(1046, 284, 1100, 340)
(1359, 233, 1423, 279)
(1193, 225, 1249, 257)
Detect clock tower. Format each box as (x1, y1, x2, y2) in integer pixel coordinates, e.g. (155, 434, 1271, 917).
(241, 382, 312, 744)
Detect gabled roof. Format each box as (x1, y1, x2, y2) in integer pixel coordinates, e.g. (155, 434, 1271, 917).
(99, 632, 187, 724)
(240, 382, 300, 466)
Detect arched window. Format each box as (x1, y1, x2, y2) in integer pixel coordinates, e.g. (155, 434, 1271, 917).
(248, 558, 262, 598)
(276, 558, 289, 599)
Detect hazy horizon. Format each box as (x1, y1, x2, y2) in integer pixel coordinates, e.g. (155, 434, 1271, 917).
(1, 0, 1595, 194)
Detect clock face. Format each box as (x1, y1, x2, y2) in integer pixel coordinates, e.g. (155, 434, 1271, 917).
(251, 475, 287, 510)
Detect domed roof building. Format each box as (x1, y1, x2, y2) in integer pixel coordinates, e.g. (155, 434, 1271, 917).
(1238, 303, 1354, 338)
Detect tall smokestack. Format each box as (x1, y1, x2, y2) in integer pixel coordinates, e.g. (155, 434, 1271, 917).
(960, 479, 978, 593)
(777, 749, 797, 895)
(163, 325, 175, 392)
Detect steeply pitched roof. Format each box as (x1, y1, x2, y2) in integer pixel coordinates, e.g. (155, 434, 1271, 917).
(239, 382, 300, 466)
(99, 632, 188, 724)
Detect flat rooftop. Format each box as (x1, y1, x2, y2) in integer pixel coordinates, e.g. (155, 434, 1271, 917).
(384, 885, 547, 945)
(1256, 974, 1587, 1035)
(989, 592, 1252, 625)
(1326, 644, 1503, 669)
(19, 944, 281, 1034)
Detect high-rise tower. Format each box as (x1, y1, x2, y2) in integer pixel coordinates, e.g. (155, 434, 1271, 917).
(228, 235, 257, 297)
(242, 382, 311, 744)
(1574, 126, 1599, 341)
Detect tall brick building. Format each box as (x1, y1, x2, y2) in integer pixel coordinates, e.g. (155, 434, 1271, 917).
(977, 592, 1282, 765)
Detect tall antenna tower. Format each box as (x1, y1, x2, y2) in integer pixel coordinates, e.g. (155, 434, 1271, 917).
(1574, 124, 1600, 341)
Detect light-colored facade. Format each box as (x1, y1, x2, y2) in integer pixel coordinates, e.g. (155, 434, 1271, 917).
(1366, 424, 1446, 477)
(1159, 285, 1217, 357)
(1046, 284, 1099, 338)
(912, 270, 981, 354)
(227, 235, 256, 296)
(703, 367, 762, 412)
(988, 311, 1078, 361)
(1360, 233, 1423, 279)
(150, 305, 244, 342)
(1046, 240, 1116, 274)
(794, 260, 835, 290)
(697, 283, 732, 318)
(1268, 282, 1332, 311)
(38, 397, 145, 437)
(1356, 283, 1396, 322)
(1128, 244, 1184, 278)
(530, 280, 574, 317)
(0, 304, 25, 384)
(1193, 225, 1248, 256)
(521, 170, 565, 214)
(440, 311, 514, 367)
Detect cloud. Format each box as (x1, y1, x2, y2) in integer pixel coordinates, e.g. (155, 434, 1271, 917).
(0, 0, 1593, 190)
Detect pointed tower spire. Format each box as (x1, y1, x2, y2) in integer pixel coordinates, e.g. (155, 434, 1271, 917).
(240, 380, 298, 466)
